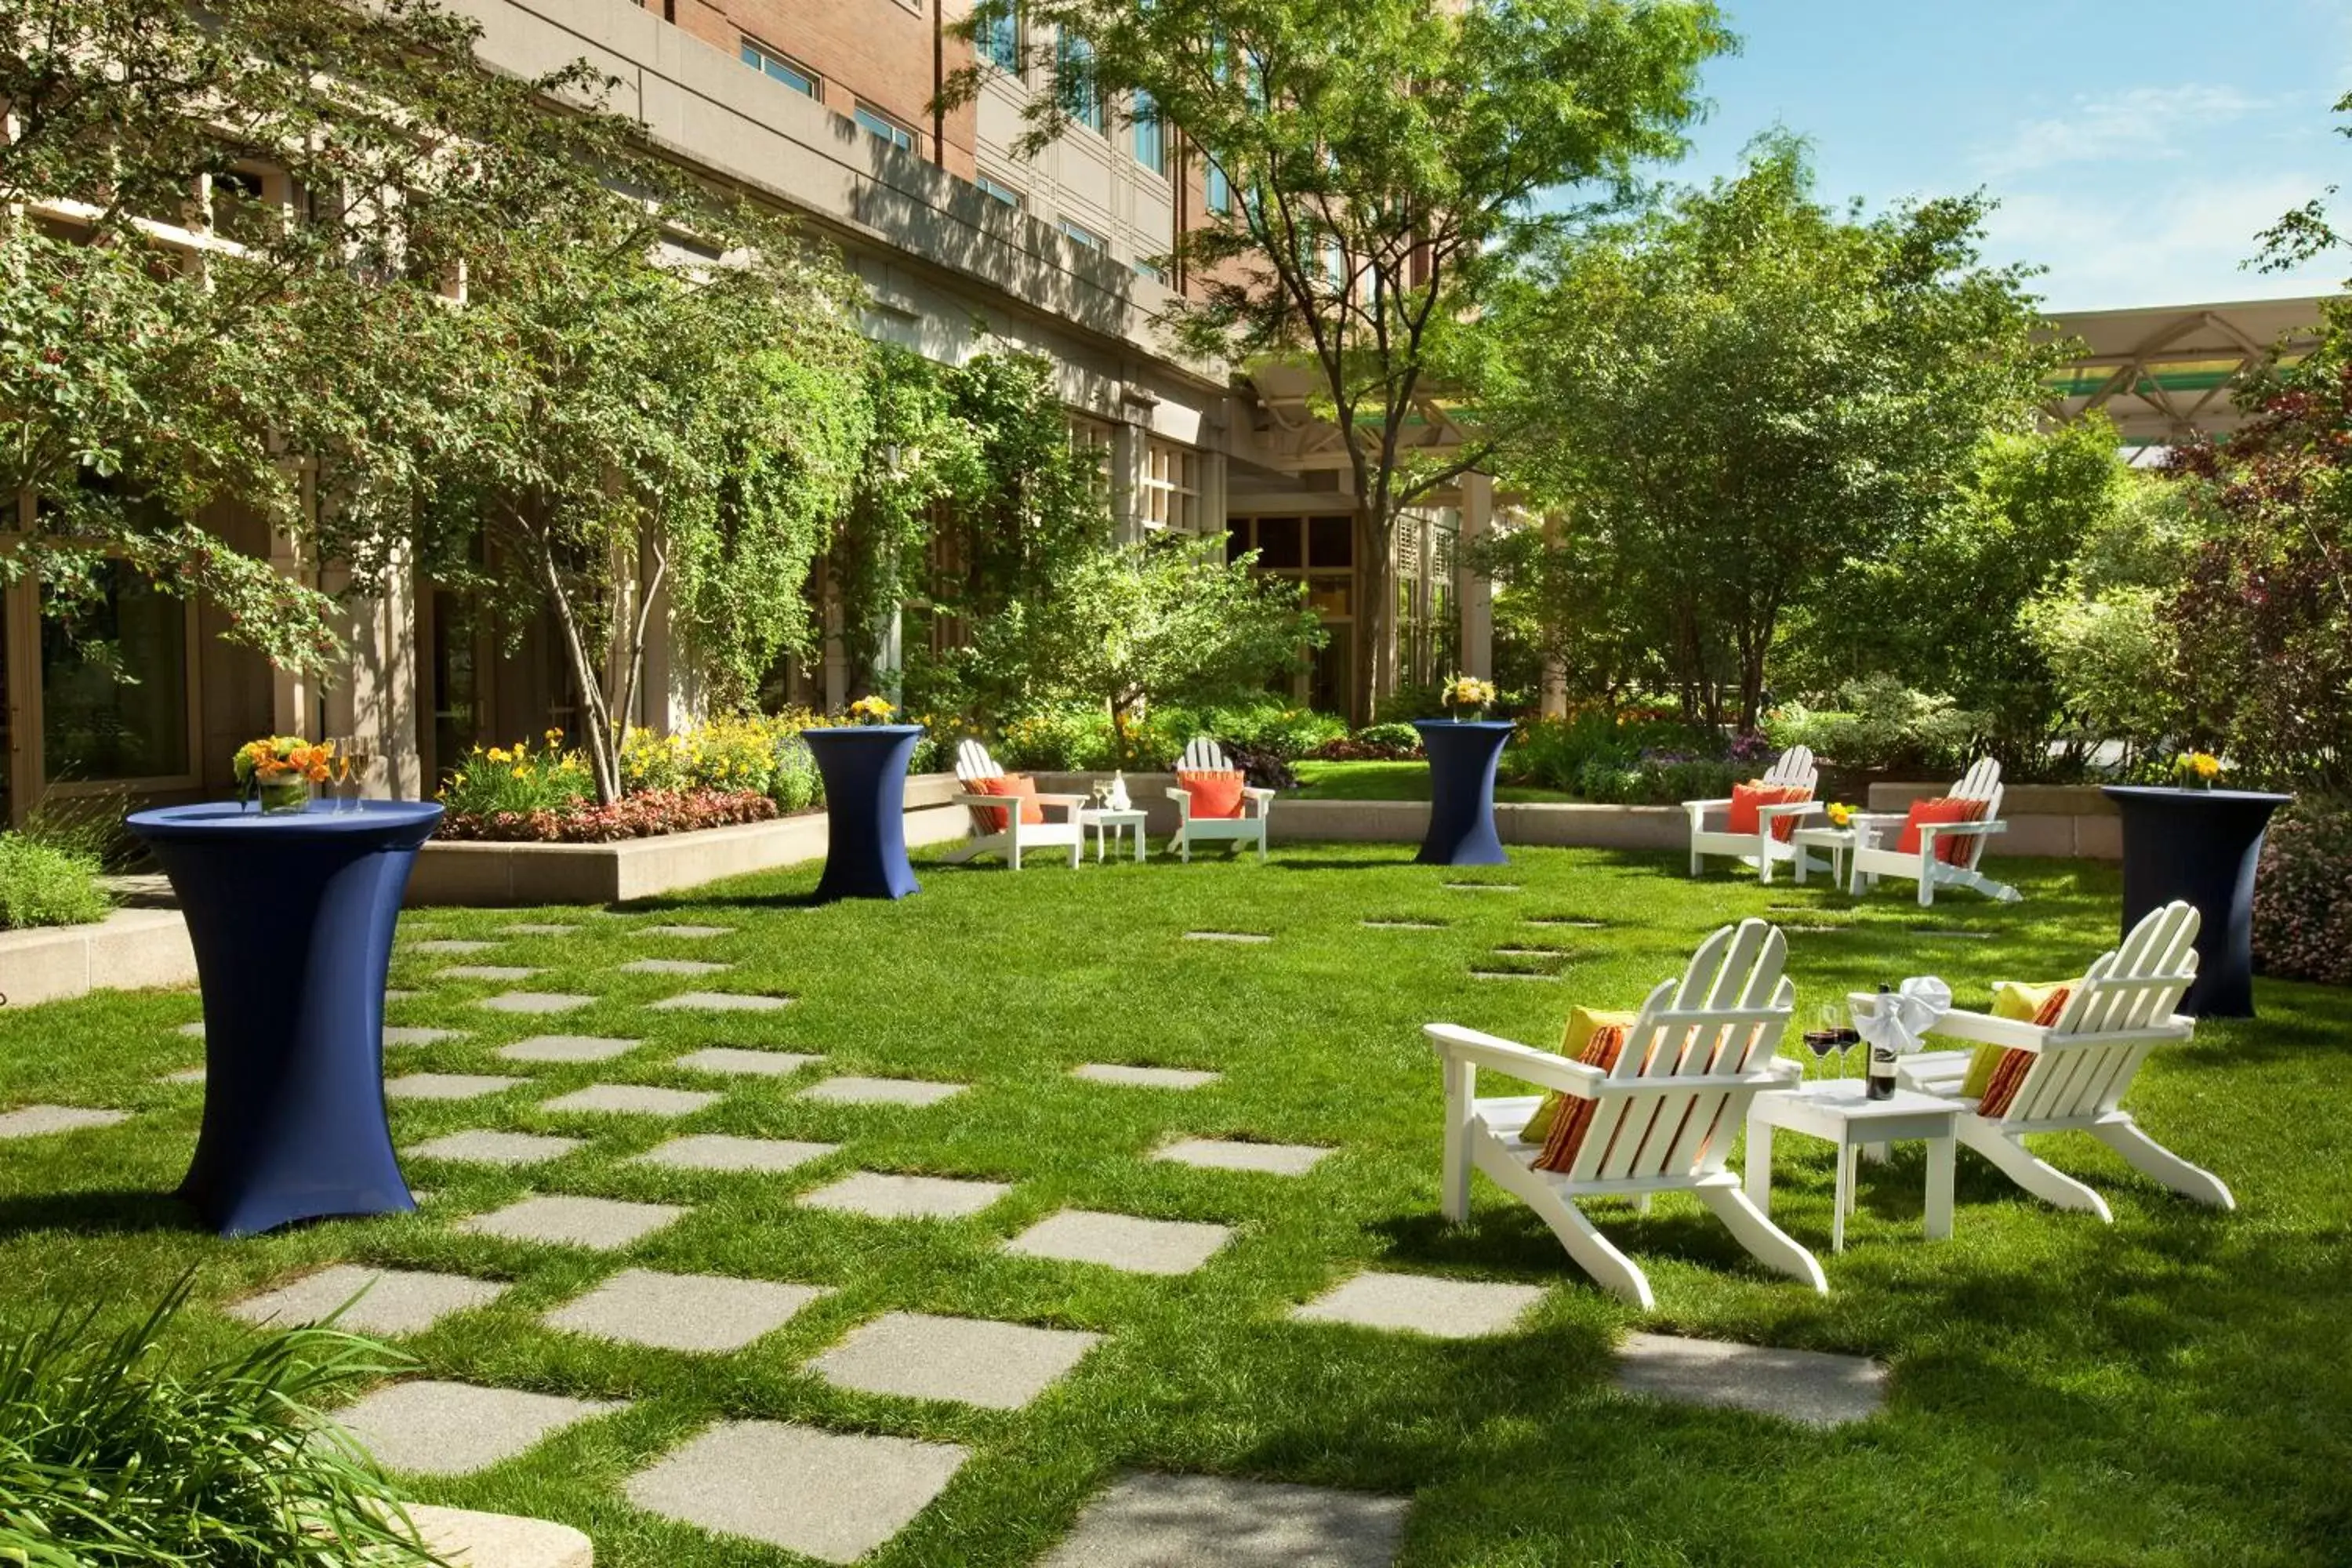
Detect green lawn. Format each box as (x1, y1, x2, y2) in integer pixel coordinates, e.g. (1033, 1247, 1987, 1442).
(1290, 759, 1577, 803)
(1, 844, 2346, 1566)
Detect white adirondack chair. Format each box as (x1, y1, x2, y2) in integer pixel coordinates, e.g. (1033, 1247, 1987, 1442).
(1166, 737, 1273, 862)
(1684, 745, 1820, 884)
(945, 739, 1087, 870)
(1425, 920, 1824, 1308)
(1846, 757, 2020, 906)
(1882, 900, 2230, 1221)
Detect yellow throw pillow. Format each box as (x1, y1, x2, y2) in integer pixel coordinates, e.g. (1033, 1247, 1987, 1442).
(1521, 1007, 1642, 1145)
(1955, 980, 2076, 1099)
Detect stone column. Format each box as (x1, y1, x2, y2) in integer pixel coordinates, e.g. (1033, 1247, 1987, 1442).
(267, 517, 318, 742)
(1455, 472, 1494, 681)
(1110, 421, 1147, 544)
(318, 553, 422, 799)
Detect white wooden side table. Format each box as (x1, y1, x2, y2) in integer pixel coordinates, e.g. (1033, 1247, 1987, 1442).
(1745, 1080, 1958, 1252)
(1078, 807, 1149, 863)
(1789, 825, 1856, 890)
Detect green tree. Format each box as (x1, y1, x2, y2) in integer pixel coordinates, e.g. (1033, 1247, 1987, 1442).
(947, 0, 1729, 717)
(1492, 136, 2057, 728)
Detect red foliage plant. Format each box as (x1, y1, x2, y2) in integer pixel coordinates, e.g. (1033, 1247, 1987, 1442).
(437, 788, 778, 844)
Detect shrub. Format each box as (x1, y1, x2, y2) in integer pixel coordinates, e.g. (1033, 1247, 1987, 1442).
(996, 706, 1119, 772)
(770, 730, 823, 813)
(2253, 797, 2352, 986)
(620, 713, 780, 799)
(440, 787, 778, 844)
(0, 1273, 432, 1567)
(1503, 710, 1721, 793)
(1203, 703, 1346, 761)
(1766, 675, 1987, 776)
(438, 733, 592, 817)
(0, 833, 111, 930)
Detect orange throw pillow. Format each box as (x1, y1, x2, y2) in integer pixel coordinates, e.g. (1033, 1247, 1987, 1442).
(1896, 796, 1986, 866)
(1730, 780, 1813, 843)
(1976, 985, 2071, 1118)
(1177, 768, 1247, 819)
(970, 773, 1045, 831)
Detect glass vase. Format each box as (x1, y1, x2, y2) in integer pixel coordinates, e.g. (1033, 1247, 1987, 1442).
(257, 777, 312, 815)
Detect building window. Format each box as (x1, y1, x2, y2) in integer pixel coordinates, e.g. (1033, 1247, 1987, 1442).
(1058, 33, 1105, 132)
(1205, 159, 1232, 215)
(1142, 439, 1200, 532)
(1131, 256, 1165, 283)
(854, 103, 916, 153)
(1066, 416, 1114, 501)
(740, 38, 818, 98)
(976, 173, 1025, 209)
(1061, 218, 1105, 253)
(1133, 91, 1167, 175)
(982, 6, 1021, 72)
(39, 562, 193, 784)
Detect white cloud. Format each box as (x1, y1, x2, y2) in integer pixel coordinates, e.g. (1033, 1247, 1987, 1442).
(1980, 173, 2343, 311)
(1974, 85, 2274, 176)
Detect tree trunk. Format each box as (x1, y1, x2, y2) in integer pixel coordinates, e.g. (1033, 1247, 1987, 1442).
(530, 534, 622, 805)
(1355, 503, 1395, 724)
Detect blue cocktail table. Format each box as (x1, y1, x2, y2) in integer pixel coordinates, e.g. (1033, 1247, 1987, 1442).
(804, 725, 923, 901)
(1412, 720, 1513, 866)
(126, 800, 442, 1236)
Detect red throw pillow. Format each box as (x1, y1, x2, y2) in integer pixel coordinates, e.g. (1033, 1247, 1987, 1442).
(1176, 768, 1247, 819)
(1896, 796, 1987, 865)
(970, 773, 1045, 830)
(1730, 781, 1813, 842)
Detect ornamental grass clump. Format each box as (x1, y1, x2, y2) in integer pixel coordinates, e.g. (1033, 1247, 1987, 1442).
(0, 833, 111, 931)
(0, 1274, 434, 1567)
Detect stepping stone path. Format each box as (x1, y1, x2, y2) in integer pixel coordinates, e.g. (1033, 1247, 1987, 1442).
(1041, 1472, 1406, 1568)
(176, 1021, 207, 1038)
(1526, 918, 1605, 928)
(1071, 1063, 1221, 1090)
(1490, 946, 1567, 958)
(624, 1421, 967, 1564)
(1291, 1271, 1544, 1340)
(503, 924, 582, 936)
(1444, 882, 1520, 892)
(810, 1312, 1100, 1410)
(1005, 1210, 1232, 1276)
(337, 1381, 622, 1476)
(1154, 1138, 1334, 1177)
(1921, 928, 1995, 940)
(648, 990, 791, 1012)
(618, 957, 731, 975)
(1613, 1332, 1886, 1428)
(798, 1075, 966, 1108)
(410, 939, 496, 955)
(384, 989, 421, 1002)
(799, 1171, 1011, 1220)
(383, 1026, 463, 1047)
(1468, 970, 1559, 982)
(385, 1073, 524, 1102)
(459, 1194, 687, 1250)
(539, 1084, 719, 1118)
(437, 965, 540, 982)
(0, 1105, 128, 1138)
(1184, 931, 1272, 943)
(1363, 920, 1443, 930)
(408, 1130, 584, 1167)
(544, 1269, 829, 1352)
(497, 1035, 638, 1064)
(230, 1264, 507, 1335)
(676, 1047, 822, 1078)
(632, 1134, 837, 1174)
(477, 992, 595, 1015)
(158, 1067, 207, 1085)
(641, 924, 732, 938)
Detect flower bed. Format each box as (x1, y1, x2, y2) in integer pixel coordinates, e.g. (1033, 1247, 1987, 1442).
(437, 787, 779, 844)
(2253, 797, 2352, 987)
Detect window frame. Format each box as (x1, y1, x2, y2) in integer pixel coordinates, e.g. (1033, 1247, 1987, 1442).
(975, 173, 1025, 209)
(852, 102, 916, 154)
(1132, 90, 1167, 176)
(739, 37, 819, 99)
(1059, 217, 1106, 254)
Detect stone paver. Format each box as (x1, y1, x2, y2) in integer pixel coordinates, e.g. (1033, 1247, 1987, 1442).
(496, 1035, 639, 1064)
(1468, 970, 1559, 982)
(641, 924, 733, 938)
(1290, 1271, 1544, 1340)
(1153, 1138, 1334, 1177)
(0, 1105, 128, 1138)
(676, 1047, 822, 1078)
(1362, 920, 1443, 930)
(458, 1195, 687, 1250)
(797, 1171, 1011, 1221)
(1443, 881, 1521, 891)
(1613, 1332, 1886, 1427)
(503, 924, 583, 936)
(632, 1134, 837, 1174)
(409, 938, 496, 954)
(1526, 918, 1605, 928)
(543, 1269, 829, 1352)
(624, 1421, 967, 1564)
(797, 1075, 966, 1109)
(618, 957, 732, 976)
(648, 990, 792, 1012)
(409, 1504, 592, 1568)
(176, 1021, 207, 1037)
(383, 1026, 463, 1047)
(384, 1073, 524, 1102)
(1041, 1473, 1407, 1568)
(1004, 1210, 1232, 1276)
(810, 1312, 1101, 1411)
(230, 1264, 508, 1335)
(158, 1067, 207, 1085)
(336, 1381, 622, 1477)
(477, 992, 595, 1015)
(1070, 1063, 1221, 1091)
(1183, 931, 1272, 943)
(539, 1084, 720, 1118)
(383, 989, 421, 1002)
(437, 965, 542, 982)
(409, 1130, 585, 1167)
(1490, 946, 1568, 958)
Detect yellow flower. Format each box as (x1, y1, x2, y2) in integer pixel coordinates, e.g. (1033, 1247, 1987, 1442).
(511, 766, 526, 779)
(1826, 801, 1855, 828)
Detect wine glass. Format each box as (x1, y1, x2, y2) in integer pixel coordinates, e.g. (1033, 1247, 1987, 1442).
(1803, 1003, 1842, 1080)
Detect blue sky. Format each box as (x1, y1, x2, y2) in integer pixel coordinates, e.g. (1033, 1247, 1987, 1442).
(1648, 0, 2350, 311)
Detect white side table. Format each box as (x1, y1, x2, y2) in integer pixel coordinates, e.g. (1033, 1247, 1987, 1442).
(1079, 807, 1148, 863)
(1744, 1080, 1958, 1252)
(1789, 825, 1855, 890)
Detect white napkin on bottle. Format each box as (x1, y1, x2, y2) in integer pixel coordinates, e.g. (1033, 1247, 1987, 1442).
(1856, 977, 1953, 1057)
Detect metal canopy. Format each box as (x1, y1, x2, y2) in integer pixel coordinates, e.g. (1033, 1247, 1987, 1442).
(2042, 296, 2333, 445)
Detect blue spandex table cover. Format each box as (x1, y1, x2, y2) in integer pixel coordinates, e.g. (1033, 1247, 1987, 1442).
(804, 725, 922, 901)
(125, 800, 442, 1236)
(2102, 786, 2290, 1018)
(1412, 720, 1513, 866)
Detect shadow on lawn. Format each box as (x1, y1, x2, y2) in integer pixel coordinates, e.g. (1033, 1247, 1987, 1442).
(0, 1187, 204, 1240)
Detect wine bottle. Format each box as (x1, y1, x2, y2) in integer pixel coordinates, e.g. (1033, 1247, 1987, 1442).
(1867, 983, 1898, 1100)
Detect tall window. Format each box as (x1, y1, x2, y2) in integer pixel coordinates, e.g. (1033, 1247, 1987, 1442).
(854, 103, 915, 153)
(1142, 440, 1200, 532)
(1058, 33, 1105, 132)
(40, 563, 191, 783)
(1205, 159, 1232, 215)
(976, 173, 1025, 208)
(981, 6, 1021, 71)
(1067, 416, 1114, 502)
(1133, 91, 1167, 175)
(1061, 218, 1105, 253)
(740, 38, 818, 98)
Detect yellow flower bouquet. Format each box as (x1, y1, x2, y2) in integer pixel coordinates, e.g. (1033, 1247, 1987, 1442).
(846, 695, 899, 727)
(1443, 674, 1497, 720)
(232, 736, 335, 814)
(2174, 750, 2226, 789)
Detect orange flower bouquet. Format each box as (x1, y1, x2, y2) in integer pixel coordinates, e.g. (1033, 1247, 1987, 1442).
(233, 735, 334, 814)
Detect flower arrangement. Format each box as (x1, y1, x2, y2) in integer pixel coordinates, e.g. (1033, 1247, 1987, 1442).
(1442, 674, 1497, 720)
(1825, 801, 1857, 829)
(2174, 750, 2226, 789)
(846, 695, 898, 726)
(232, 736, 335, 813)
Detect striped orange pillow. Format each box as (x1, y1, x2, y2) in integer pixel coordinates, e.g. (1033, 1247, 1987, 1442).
(1533, 1022, 1633, 1174)
(1976, 985, 2072, 1118)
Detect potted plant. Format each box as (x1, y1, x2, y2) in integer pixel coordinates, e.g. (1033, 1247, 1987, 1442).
(232, 736, 336, 814)
(1440, 674, 1497, 721)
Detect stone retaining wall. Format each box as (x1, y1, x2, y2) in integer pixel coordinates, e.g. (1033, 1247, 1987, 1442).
(1864, 782, 2120, 860)
(0, 907, 196, 1008)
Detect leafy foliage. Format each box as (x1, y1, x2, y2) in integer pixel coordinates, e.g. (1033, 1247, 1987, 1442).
(0, 834, 112, 931)
(2253, 797, 2352, 986)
